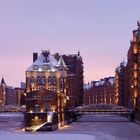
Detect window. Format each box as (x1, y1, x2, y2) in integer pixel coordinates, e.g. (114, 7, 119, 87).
(48, 77, 52, 84)
(42, 77, 46, 84)
(133, 45, 137, 54)
(48, 76, 57, 84)
(37, 77, 41, 83)
(53, 76, 56, 84)
(30, 77, 35, 83)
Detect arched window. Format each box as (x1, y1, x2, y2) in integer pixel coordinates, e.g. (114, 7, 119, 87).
(48, 76, 51, 84)
(53, 76, 57, 84)
(30, 77, 35, 83)
(37, 77, 41, 83)
(42, 77, 46, 84)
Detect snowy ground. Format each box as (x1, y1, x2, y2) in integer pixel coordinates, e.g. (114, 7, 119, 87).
(0, 132, 95, 140)
(0, 113, 140, 140)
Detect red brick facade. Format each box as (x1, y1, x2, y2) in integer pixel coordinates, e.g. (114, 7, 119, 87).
(84, 77, 115, 105)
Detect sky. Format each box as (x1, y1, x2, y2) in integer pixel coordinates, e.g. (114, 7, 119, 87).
(0, 0, 140, 87)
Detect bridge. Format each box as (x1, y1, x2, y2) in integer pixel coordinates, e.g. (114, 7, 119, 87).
(74, 104, 130, 116)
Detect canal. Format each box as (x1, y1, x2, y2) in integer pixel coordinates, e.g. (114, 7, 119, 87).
(0, 113, 140, 140)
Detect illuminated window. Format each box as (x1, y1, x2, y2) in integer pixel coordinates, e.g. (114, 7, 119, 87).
(134, 79, 138, 86)
(133, 45, 138, 54)
(134, 90, 138, 98)
(134, 63, 138, 70)
(134, 71, 138, 78)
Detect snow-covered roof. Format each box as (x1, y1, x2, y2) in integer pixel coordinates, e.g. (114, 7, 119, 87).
(27, 51, 66, 72)
(84, 83, 93, 90)
(90, 77, 115, 87)
(108, 77, 115, 85)
(94, 80, 105, 86)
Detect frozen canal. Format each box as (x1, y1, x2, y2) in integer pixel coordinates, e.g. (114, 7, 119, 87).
(0, 113, 140, 140)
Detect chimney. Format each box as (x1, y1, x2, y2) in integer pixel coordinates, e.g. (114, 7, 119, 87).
(33, 52, 38, 62)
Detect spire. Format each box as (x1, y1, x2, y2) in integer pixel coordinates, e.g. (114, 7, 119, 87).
(78, 51, 80, 56)
(58, 55, 66, 67)
(1, 77, 6, 85)
(137, 20, 140, 29)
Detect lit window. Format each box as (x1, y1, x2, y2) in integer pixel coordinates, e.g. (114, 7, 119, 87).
(133, 45, 137, 54)
(134, 63, 138, 70)
(134, 90, 138, 98)
(134, 79, 138, 86)
(134, 71, 138, 78)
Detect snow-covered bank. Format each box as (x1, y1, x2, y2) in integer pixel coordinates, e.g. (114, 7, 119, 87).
(0, 132, 95, 140)
(0, 112, 24, 117)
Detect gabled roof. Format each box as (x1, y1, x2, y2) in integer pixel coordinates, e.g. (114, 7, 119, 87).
(27, 52, 58, 72)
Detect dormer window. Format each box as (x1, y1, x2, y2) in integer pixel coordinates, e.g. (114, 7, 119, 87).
(33, 65, 38, 70)
(42, 64, 49, 71)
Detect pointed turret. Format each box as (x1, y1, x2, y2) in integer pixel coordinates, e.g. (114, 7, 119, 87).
(1, 77, 6, 86)
(58, 55, 66, 67)
(78, 51, 80, 56)
(1, 77, 6, 106)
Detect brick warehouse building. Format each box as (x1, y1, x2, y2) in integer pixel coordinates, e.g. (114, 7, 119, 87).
(115, 21, 140, 121)
(127, 22, 140, 120)
(115, 22, 140, 109)
(62, 52, 84, 107)
(25, 50, 84, 127)
(0, 78, 24, 108)
(115, 62, 128, 107)
(84, 77, 115, 105)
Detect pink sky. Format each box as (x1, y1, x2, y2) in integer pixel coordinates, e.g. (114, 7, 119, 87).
(0, 0, 140, 87)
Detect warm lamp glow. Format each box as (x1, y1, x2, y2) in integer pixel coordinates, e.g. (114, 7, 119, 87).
(134, 63, 138, 70)
(47, 115, 52, 123)
(133, 45, 138, 54)
(134, 79, 138, 86)
(134, 90, 138, 98)
(134, 71, 138, 78)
